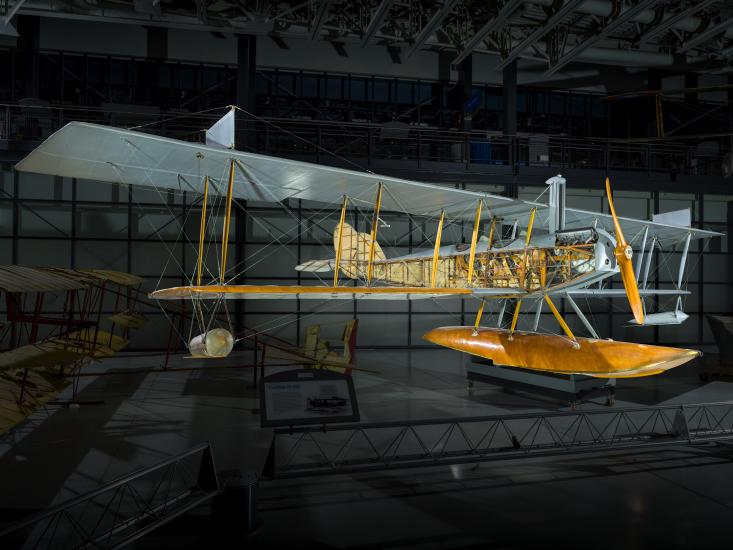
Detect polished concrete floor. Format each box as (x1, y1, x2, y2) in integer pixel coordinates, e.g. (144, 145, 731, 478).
(1, 348, 733, 548)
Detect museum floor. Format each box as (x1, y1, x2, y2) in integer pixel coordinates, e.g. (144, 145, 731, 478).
(2, 349, 733, 549)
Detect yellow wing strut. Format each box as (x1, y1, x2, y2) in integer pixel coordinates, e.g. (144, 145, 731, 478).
(219, 159, 235, 284)
(472, 300, 485, 336)
(333, 196, 349, 287)
(522, 207, 537, 288)
(509, 299, 522, 336)
(544, 294, 579, 347)
(196, 176, 210, 287)
(367, 182, 384, 284)
(431, 210, 445, 288)
(467, 199, 483, 284)
(487, 217, 497, 249)
(524, 207, 537, 248)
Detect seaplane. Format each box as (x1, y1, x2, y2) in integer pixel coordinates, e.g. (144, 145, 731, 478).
(14, 108, 722, 379)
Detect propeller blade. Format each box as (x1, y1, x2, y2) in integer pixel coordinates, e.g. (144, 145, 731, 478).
(605, 177, 644, 324)
(605, 177, 626, 246)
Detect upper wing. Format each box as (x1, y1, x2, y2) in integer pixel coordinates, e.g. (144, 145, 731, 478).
(564, 208, 720, 248)
(15, 122, 538, 222)
(149, 285, 524, 301)
(16, 122, 721, 245)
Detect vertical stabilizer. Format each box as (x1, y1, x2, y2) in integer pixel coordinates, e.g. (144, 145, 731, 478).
(334, 223, 385, 279)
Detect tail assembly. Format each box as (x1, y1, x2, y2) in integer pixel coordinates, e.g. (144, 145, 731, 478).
(295, 223, 385, 280)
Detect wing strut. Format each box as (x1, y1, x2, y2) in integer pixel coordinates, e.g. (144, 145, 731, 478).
(508, 299, 522, 340)
(219, 160, 235, 284)
(487, 217, 497, 249)
(544, 295, 579, 348)
(431, 210, 445, 288)
(196, 176, 210, 287)
(635, 226, 649, 281)
(565, 292, 599, 339)
(333, 195, 349, 287)
(497, 300, 507, 327)
(367, 182, 384, 284)
(467, 199, 483, 284)
(532, 298, 543, 331)
(522, 207, 537, 288)
(472, 300, 485, 336)
(677, 232, 691, 289)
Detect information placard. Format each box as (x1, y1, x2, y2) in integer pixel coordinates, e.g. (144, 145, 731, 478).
(259, 369, 359, 427)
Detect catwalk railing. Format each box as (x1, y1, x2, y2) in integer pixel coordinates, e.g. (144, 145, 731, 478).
(265, 401, 733, 478)
(0, 442, 220, 550)
(0, 103, 726, 177)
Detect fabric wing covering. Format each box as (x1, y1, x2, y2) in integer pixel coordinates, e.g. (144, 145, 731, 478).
(15, 122, 721, 248)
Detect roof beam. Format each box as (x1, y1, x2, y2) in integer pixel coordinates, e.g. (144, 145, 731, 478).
(639, 0, 717, 44)
(496, 0, 586, 71)
(310, 0, 332, 41)
(362, 0, 394, 46)
(453, 0, 525, 65)
(678, 18, 733, 53)
(407, 0, 457, 59)
(545, 0, 659, 77)
(4, 0, 29, 23)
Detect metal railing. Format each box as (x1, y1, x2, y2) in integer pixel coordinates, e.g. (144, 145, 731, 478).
(0, 103, 726, 177)
(0, 442, 220, 550)
(265, 401, 733, 478)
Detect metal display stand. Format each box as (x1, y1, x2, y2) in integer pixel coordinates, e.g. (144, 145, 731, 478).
(467, 358, 616, 408)
(264, 401, 733, 479)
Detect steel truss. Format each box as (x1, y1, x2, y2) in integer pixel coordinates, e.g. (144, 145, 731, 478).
(0, 443, 220, 550)
(265, 401, 733, 478)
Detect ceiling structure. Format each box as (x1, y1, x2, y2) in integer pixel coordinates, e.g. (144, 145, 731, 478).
(4, 0, 733, 73)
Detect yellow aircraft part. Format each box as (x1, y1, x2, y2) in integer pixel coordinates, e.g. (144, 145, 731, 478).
(262, 320, 360, 374)
(423, 326, 700, 378)
(334, 223, 386, 280)
(0, 330, 129, 372)
(0, 368, 68, 434)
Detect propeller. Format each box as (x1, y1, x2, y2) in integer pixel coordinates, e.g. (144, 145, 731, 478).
(605, 177, 645, 325)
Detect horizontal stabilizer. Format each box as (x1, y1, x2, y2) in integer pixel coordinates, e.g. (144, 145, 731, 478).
(629, 310, 689, 326)
(295, 259, 335, 273)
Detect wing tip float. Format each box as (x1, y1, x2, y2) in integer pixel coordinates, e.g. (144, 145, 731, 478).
(423, 326, 700, 378)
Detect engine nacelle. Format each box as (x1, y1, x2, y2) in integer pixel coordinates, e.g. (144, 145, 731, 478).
(189, 328, 234, 358)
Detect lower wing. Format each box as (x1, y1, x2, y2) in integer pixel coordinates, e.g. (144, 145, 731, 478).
(149, 285, 523, 301)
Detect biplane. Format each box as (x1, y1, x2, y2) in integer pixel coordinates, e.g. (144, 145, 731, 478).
(0, 266, 145, 434)
(14, 111, 722, 379)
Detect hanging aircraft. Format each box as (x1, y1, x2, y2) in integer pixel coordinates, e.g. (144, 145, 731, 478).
(251, 320, 361, 375)
(13, 110, 722, 379)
